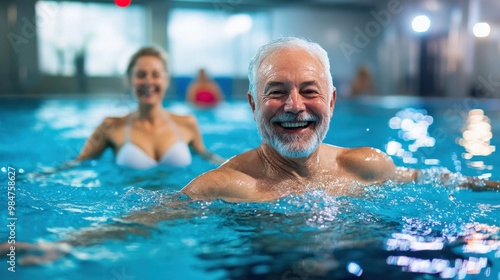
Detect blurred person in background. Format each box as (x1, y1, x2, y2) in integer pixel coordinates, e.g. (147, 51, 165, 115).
(186, 68, 224, 108)
(349, 65, 375, 97)
(75, 47, 225, 170)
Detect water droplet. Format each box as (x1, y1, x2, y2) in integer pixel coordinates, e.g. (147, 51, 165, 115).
(448, 193, 456, 202)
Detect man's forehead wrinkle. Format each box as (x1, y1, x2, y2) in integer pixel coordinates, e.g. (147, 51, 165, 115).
(260, 63, 325, 86)
(259, 50, 324, 76)
(276, 46, 323, 64)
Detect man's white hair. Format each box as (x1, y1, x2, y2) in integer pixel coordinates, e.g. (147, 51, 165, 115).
(248, 37, 334, 98)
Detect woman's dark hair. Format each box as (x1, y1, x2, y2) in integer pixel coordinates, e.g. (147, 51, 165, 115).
(125, 46, 169, 77)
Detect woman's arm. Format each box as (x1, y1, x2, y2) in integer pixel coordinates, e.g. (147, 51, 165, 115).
(76, 117, 114, 162)
(31, 118, 114, 176)
(185, 115, 226, 164)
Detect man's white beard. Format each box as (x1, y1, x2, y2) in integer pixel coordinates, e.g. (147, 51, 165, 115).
(255, 111, 329, 158)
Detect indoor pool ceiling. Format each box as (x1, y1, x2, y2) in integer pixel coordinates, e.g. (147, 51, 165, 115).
(39, 0, 500, 22)
(169, 0, 377, 5)
(60, 0, 379, 7)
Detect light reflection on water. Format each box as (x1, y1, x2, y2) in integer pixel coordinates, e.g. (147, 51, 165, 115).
(459, 109, 495, 158)
(387, 108, 438, 165)
(458, 109, 496, 175)
(387, 107, 497, 177)
(386, 223, 499, 279)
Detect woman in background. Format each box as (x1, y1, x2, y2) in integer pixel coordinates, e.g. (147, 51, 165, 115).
(76, 47, 225, 169)
(186, 68, 224, 108)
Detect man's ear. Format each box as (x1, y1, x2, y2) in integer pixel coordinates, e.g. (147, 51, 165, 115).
(330, 88, 337, 117)
(247, 92, 256, 114)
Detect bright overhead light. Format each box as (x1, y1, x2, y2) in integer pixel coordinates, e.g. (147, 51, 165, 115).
(412, 15, 431, 33)
(473, 22, 490, 38)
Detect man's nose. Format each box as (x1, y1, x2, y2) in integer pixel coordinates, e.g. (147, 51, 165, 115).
(284, 89, 305, 113)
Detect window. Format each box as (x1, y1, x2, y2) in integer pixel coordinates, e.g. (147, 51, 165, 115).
(36, 1, 147, 76)
(167, 8, 271, 77)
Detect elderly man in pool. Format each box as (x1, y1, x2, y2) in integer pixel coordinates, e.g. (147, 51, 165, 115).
(181, 37, 499, 202)
(2, 37, 499, 266)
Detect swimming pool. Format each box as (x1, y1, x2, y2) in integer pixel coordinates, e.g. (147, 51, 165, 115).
(1, 96, 499, 280)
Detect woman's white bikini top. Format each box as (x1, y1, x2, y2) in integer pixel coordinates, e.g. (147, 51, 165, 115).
(116, 114, 192, 169)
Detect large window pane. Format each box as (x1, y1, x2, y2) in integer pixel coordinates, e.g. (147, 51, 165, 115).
(36, 1, 147, 76)
(167, 8, 271, 78)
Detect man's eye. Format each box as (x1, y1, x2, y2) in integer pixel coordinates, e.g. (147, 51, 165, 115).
(303, 89, 318, 94)
(269, 90, 284, 95)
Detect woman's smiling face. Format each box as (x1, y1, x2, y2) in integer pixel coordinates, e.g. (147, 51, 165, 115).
(130, 55, 169, 105)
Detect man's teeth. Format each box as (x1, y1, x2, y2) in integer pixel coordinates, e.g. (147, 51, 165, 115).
(280, 121, 308, 128)
(141, 88, 156, 95)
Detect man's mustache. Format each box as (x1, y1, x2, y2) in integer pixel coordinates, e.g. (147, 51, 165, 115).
(271, 112, 319, 123)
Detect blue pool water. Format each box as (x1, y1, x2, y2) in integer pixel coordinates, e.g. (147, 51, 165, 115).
(0, 96, 499, 280)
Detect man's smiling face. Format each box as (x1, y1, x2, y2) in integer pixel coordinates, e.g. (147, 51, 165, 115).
(251, 47, 335, 158)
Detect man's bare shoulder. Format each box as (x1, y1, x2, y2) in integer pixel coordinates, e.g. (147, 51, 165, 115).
(181, 167, 256, 202)
(319, 143, 343, 153)
(336, 146, 405, 183)
(182, 149, 261, 202)
(220, 149, 262, 172)
(338, 146, 391, 163)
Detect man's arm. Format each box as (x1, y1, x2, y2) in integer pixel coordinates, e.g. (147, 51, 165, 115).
(0, 202, 195, 265)
(461, 178, 500, 191)
(415, 170, 500, 191)
(340, 147, 499, 191)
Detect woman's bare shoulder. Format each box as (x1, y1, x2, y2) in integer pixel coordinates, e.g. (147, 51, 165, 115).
(98, 115, 128, 132)
(169, 112, 196, 123)
(168, 113, 199, 132)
